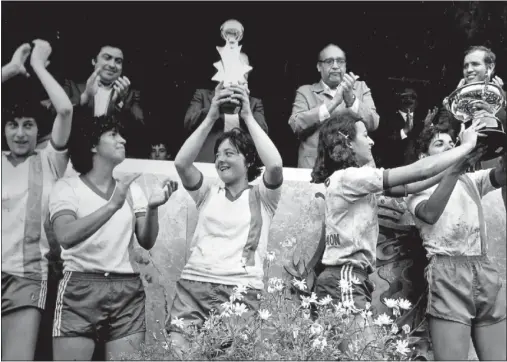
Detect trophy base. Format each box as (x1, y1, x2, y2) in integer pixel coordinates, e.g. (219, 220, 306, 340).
(220, 101, 240, 115)
(458, 128, 507, 161)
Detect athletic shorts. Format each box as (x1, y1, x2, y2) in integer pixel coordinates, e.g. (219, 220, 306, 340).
(425, 255, 506, 327)
(2, 272, 47, 314)
(166, 278, 261, 334)
(52, 271, 146, 342)
(315, 264, 375, 311)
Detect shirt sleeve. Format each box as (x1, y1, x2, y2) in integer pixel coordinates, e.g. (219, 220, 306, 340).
(349, 97, 359, 113)
(258, 173, 283, 216)
(49, 178, 79, 223)
(406, 186, 434, 217)
(41, 139, 70, 179)
(338, 167, 386, 203)
(130, 182, 148, 217)
(467, 169, 498, 198)
(184, 172, 212, 210)
(319, 103, 331, 122)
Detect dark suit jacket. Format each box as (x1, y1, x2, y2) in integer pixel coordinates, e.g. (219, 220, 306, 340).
(63, 79, 146, 158)
(183, 88, 268, 163)
(373, 110, 425, 168)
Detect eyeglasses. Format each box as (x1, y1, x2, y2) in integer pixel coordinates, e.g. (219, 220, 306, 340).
(319, 58, 346, 67)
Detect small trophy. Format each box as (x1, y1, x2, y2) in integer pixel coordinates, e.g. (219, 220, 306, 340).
(444, 74, 506, 160)
(212, 19, 253, 114)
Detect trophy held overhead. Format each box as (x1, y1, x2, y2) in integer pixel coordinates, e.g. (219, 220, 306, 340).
(212, 19, 253, 115)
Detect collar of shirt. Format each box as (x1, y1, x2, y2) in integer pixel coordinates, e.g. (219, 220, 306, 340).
(321, 80, 338, 98)
(398, 110, 412, 121)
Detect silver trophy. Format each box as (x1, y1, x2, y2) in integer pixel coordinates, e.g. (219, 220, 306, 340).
(444, 78, 506, 160)
(212, 19, 253, 114)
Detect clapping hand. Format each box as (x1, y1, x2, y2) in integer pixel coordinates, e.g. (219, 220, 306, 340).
(110, 173, 141, 210)
(111, 76, 131, 104)
(9, 43, 31, 77)
(148, 179, 178, 209)
(424, 106, 439, 127)
(30, 39, 52, 69)
(342, 72, 359, 106)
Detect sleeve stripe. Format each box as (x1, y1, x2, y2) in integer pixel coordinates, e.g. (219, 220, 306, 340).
(49, 138, 68, 152)
(184, 172, 204, 191)
(382, 169, 391, 190)
(135, 211, 147, 218)
(489, 168, 501, 189)
(263, 174, 283, 190)
(51, 210, 77, 224)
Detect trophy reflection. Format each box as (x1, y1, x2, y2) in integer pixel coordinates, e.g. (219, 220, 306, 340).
(212, 19, 253, 114)
(444, 75, 507, 161)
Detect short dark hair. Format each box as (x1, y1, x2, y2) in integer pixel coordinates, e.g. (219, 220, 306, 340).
(311, 111, 362, 184)
(464, 45, 496, 66)
(1, 101, 49, 150)
(213, 128, 262, 182)
(416, 122, 456, 156)
(68, 111, 124, 174)
(93, 41, 125, 61)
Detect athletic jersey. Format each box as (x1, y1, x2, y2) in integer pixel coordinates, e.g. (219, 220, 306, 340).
(180, 173, 282, 289)
(2, 141, 68, 280)
(407, 169, 499, 258)
(49, 175, 147, 274)
(322, 166, 388, 274)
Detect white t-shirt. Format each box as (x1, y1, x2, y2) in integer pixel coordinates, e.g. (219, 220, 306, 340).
(2, 141, 69, 280)
(49, 175, 148, 274)
(407, 169, 498, 258)
(322, 166, 387, 273)
(180, 173, 282, 289)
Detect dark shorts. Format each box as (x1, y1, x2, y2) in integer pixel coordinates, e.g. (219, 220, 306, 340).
(2, 272, 47, 315)
(166, 279, 261, 334)
(425, 255, 506, 327)
(52, 271, 146, 342)
(315, 264, 375, 311)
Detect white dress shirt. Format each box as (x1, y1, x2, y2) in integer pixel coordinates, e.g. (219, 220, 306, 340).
(398, 110, 413, 140)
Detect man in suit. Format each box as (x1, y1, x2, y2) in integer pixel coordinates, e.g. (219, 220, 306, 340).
(183, 59, 267, 163)
(42, 43, 145, 158)
(288, 44, 380, 169)
(373, 88, 436, 168)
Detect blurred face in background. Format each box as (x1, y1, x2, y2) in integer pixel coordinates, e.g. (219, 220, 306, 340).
(150, 143, 170, 160)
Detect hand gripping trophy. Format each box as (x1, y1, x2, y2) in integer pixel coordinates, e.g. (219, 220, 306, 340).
(444, 69, 507, 161)
(212, 19, 253, 114)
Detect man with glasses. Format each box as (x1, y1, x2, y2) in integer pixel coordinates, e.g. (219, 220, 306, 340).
(289, 43, 380, 168)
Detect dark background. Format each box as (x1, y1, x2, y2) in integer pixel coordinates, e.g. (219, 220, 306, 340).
(2, 1, 507, 167)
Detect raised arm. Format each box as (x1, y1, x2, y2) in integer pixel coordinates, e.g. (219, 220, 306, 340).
(383, 120, 485, 189)
(2, 43, 31, 83)
(230, 85, 283, 186)
(414, 148, 485, 224)
(135, 180, 178, 250)
(30, 40, 73, 149)
(175, 82, 233, 187)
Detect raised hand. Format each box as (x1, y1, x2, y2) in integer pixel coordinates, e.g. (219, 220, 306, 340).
(208, 81, 234, 121)
(449, 146, 487, 175)
(424, 106, 439, 127)
(10, 43, 31, 77)
(81, 68, 101, 104)
(148, 179, 178, 209)
(459, 119, 487, 149)
(229, 84, 252, 120)
(342, 72, 359, 106)
(491, 75, 504, 88)
(30, 39, 52, 69)
(110, 173, 141, 210)
(111, 76, 131, 104)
